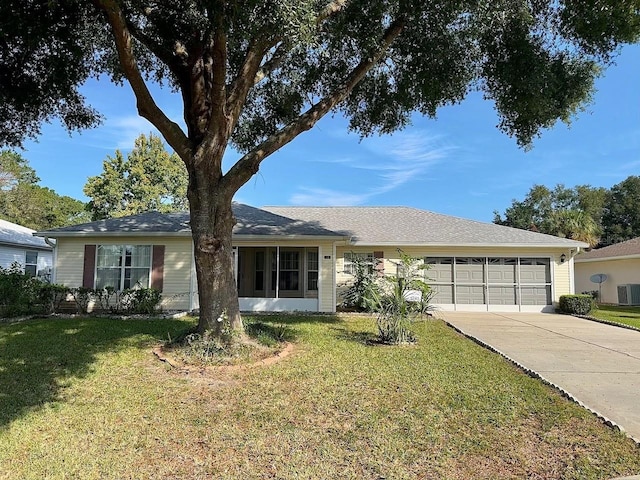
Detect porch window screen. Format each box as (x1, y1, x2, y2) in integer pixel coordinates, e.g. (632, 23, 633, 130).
(96, 245, 151, 290)
(307, 250, 318, 291)
(279, 251, 299, 290)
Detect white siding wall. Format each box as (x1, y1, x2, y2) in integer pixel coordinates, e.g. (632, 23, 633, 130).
(55, 237, 338, 313)
(0, 246, 52, 274)
(336, 245, 573, 311)
(55, 237, 193, 311)
(0, 246, 24, 269)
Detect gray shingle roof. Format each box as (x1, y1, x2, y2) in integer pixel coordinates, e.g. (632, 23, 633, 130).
(263, 206, 587, 247)
(576, 237, 640, 261)
(36, 203, 344, 238)
(0, 219, 52, 250)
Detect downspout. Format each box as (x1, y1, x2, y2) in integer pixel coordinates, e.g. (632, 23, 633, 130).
(45, 237, 57, 283)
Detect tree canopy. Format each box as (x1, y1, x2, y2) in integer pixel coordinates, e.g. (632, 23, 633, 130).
(494, 178, 640, 247)
(0, 150, 89, 230)
(84, 133, 188, 220)
(2, 0, 639, 336)
(601, 176, 640, 244)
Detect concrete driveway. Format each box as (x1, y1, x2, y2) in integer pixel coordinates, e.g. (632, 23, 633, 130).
(443, 312, 640, 443)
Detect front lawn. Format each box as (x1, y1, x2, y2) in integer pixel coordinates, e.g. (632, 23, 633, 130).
(1, 315, 639, 479)
(591, 304, 640, 329)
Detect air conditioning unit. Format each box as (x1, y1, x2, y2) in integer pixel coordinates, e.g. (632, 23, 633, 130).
(617, 284, 640, 306)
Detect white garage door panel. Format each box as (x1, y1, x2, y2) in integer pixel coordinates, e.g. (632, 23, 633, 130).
(520, 258, 551, 283)
(488, 286, 517, 305)
(456, 285, 485, 304)
(431, 284, 454, 303)
(426, 256, 552, 311)
(521, 286, 552, 305)
(487, 258, 517, 283)
(455, 258, 484, 283)
(428, 263, 453, 283)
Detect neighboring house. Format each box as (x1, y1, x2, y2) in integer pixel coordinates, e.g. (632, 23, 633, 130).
(35, 203, 587, 313)
(0, 219, 53, 279)
(574, 237, 640, 305)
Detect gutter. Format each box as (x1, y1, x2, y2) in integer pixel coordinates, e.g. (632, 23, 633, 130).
(575, 254, 640, 263)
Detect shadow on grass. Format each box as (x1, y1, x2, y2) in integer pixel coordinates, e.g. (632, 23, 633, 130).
(0, 317, 192, 428)
(241, 313, 343, 326)
(330, 325, 379, 345)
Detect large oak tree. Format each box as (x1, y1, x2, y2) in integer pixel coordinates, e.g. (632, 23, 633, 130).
(1, 1, 638, 337)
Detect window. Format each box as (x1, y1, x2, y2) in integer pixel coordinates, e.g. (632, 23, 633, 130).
(343, 252, 374, 275)
(24, 251, 38, 277)
(96, 245, 151, 290)
(279, 251, 299, 290)
(307, 249, 318, 291)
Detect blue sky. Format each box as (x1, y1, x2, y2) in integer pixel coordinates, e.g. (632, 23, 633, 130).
(21, 44, 639, 223)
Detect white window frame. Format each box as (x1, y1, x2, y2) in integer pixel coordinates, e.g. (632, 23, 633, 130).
(24, 250, 38, 277)
(95, 245, 152, 291)
(343, 252, 374, 275)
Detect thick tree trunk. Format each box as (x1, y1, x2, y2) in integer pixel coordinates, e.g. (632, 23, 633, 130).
(188, 168, 242, 338)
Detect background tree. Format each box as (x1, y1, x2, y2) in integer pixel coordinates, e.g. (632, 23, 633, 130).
(84, 133, 188, 220)
(494, 183, 605, 247)
(1, 1, 639, 338)
(548, 209, 601, 247)
(0, 150, 89, 230)
(601, 176, 640, 244)
(0, 150, 39, 189)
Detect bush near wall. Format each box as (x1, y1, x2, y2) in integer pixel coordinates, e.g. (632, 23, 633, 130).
(0, 262, 163, 317)
(559, 294, 594, 315)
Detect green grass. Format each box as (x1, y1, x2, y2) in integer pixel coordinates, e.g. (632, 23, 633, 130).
(591, 304, 640, 329)
(1, 315, 639, 479)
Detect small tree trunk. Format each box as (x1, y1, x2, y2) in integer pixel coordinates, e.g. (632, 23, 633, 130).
(188, 170, 242, 338)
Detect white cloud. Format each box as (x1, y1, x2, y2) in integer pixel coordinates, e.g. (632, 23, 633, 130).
(290, 131, 454, 205)
(290, 187, 373, 206)
(109, 116, 158, 149)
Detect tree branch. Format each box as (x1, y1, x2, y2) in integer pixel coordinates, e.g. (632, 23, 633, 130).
(317, 0, 348, 25)
(250, 1, 348, 88)
(252, 40, 288, 86)
(223, 17, 405, 193)
(226, 39, 273, 135)
(92, 0, 192, 161)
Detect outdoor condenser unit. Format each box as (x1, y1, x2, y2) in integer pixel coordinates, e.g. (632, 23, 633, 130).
(617, 284, 640, 306)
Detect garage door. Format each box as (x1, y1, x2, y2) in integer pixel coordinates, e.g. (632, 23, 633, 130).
(426, 256, 552, 311)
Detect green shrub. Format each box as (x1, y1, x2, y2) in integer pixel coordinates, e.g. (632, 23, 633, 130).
(38, 283, 71, 314)
(126, 288, 162, 314)
(559, 294, 594, 315)
(0, 263, 41, 317)
(340, 252, 380, 312)
(70, 287, 94, 314)
(374, 250, 433, 344)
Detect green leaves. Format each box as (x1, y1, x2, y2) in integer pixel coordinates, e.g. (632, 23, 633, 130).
(0, 150, 88, 230)
(601, 176, 640, 243)
(84, 133, 188, 220)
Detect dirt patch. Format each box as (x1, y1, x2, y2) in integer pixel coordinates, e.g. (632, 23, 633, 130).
(152, 341, 296, 374)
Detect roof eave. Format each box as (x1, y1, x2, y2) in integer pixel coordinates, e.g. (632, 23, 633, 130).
(35, 231, 348, 241)
(342, 241, 586, 248)
(575, 254, 640, 263)
(34, 231, 192, 238)
(0, 240, 53, 250)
